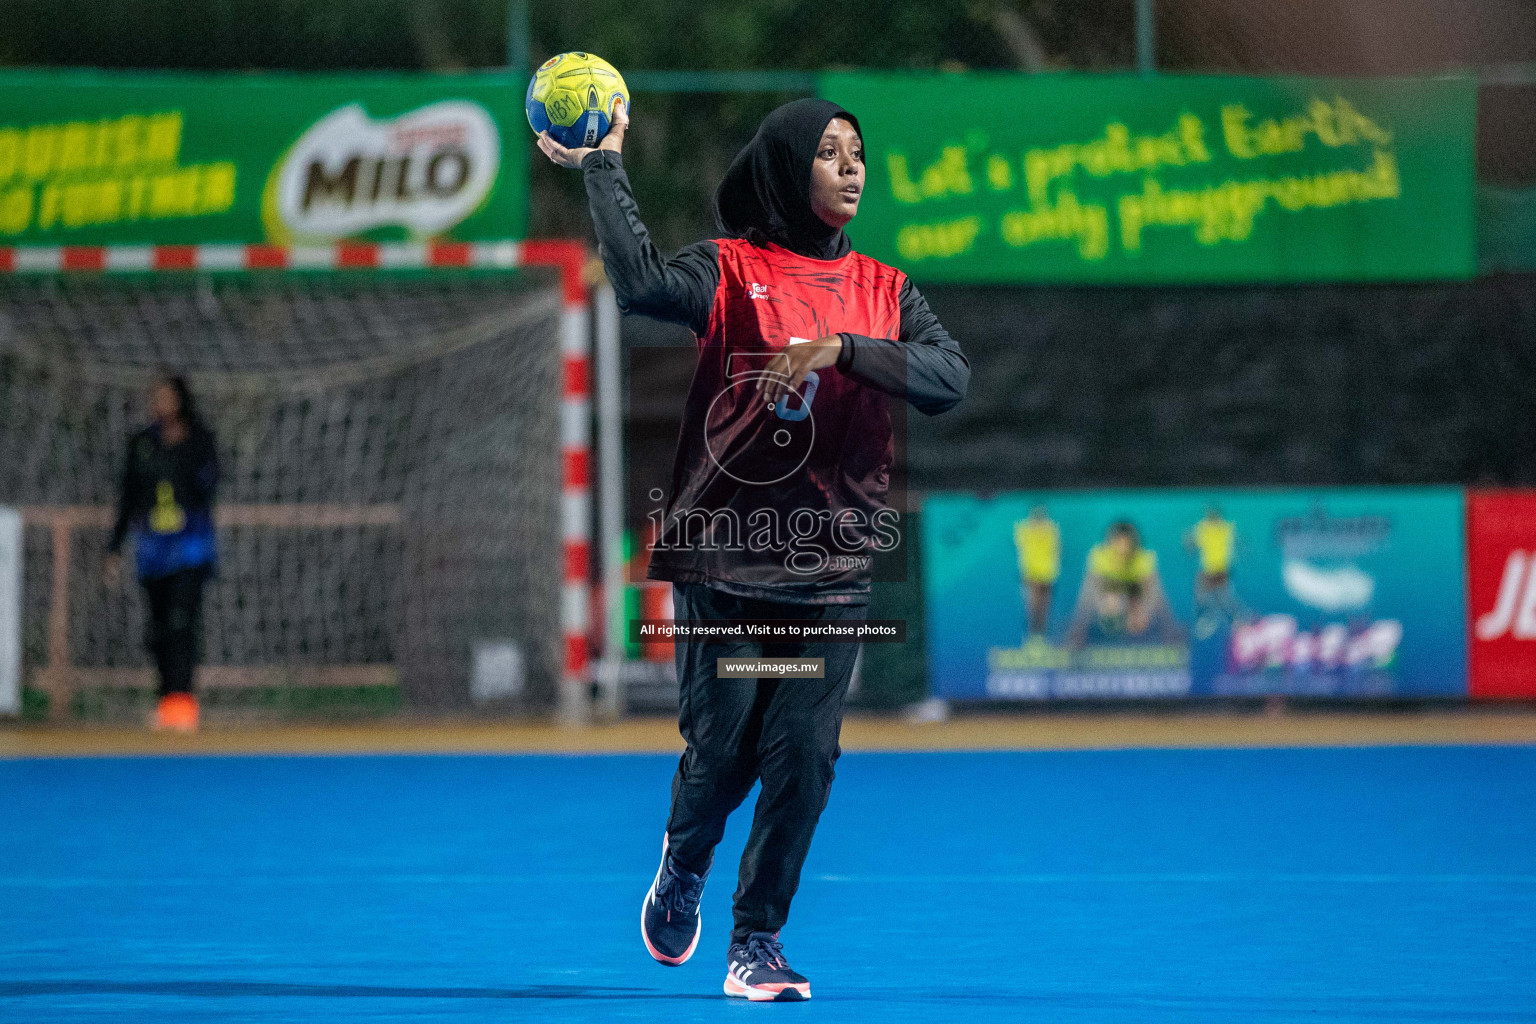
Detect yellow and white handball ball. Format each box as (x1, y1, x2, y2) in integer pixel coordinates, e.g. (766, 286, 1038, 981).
(525, 51, 629, 149)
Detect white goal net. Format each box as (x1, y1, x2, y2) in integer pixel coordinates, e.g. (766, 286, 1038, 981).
(0, 270, 564, 718)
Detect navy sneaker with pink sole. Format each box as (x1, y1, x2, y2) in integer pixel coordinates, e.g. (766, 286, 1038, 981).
(640, 836, 707, 965)
(723, 932, 810, 1001)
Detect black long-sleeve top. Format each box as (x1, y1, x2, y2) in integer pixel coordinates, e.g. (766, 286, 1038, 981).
(581, 150, 968, 603)
(581, 151, 969, 416)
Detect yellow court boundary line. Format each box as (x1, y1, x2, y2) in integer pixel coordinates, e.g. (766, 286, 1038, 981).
(4, 710, 1536, 759)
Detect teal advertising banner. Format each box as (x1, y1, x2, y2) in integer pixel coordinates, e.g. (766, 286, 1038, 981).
(922, 488, 1467, 699)
(819, 73, 1477, 284)
(0, 70, 526, 246)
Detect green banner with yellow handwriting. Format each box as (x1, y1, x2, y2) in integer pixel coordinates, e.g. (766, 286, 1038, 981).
(818, 73, 1476, 283)
(0, 70, 525, 247)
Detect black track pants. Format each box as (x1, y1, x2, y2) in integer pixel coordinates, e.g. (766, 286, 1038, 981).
(665, 583, 865, 944)
(142, 566, 207, 697)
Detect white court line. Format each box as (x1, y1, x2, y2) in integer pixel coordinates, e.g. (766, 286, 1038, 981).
(812, 872, 1536, 884)
(0, 873, 637, 887)
(3, 872, 1536, 887)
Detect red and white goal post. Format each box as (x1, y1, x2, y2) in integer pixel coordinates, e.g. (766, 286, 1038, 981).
(0, 238, 626, 724)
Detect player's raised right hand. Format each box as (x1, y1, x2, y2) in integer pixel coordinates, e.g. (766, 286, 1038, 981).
(537, 98, 628, 169)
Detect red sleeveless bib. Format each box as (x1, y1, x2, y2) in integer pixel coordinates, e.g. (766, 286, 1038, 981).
(648, 239, 906, 602)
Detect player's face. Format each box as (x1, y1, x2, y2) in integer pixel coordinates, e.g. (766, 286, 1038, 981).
(151, 381, 181, 424)
(808, 117, 864, 230)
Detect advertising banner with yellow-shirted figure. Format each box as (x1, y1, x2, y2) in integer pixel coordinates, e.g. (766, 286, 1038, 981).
(923, 488, 1468, 699)
(0, 70, 524, 247)
(819, 73, 1476, 283)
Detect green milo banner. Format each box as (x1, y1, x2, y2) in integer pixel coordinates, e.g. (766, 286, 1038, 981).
(0, 70, 526, 246)
(819, 73, 1476, 283)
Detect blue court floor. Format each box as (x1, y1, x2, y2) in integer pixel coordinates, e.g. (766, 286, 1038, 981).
(2, 746, 1533, 1023)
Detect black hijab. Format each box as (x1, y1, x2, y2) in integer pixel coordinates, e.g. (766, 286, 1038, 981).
(714, 98, 862, 260)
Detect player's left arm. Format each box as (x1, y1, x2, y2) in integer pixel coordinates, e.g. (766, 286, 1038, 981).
(840, 278, 969, 415)
(196, 434, 220, 505)
(758, 279, 969, 415)
(106, 433, 137, 557)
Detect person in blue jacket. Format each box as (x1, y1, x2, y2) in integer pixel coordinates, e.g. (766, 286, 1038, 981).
(105, 372, 218, 731)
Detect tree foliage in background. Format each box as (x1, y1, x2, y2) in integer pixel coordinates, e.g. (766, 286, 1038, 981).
(533, 0, 1133, 75)
(523, 0, 1133, 245)
(0, 0, 1134, 72)
(0, 0, 502, 70)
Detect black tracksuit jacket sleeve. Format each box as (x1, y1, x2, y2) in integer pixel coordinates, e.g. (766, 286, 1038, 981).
(581, 148, 967, 416)
(835, 280, 970, 416)
(581, 149, 719, 337)
(108, 438, 137, 555)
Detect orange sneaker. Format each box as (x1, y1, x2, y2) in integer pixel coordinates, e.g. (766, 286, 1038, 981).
(155, 693, 199, 733)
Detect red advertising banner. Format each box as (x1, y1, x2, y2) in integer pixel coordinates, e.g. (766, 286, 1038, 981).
(1468, 490, 1536, 698)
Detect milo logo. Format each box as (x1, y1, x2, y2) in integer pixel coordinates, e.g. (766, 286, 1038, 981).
(266, 100, 499, 241)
